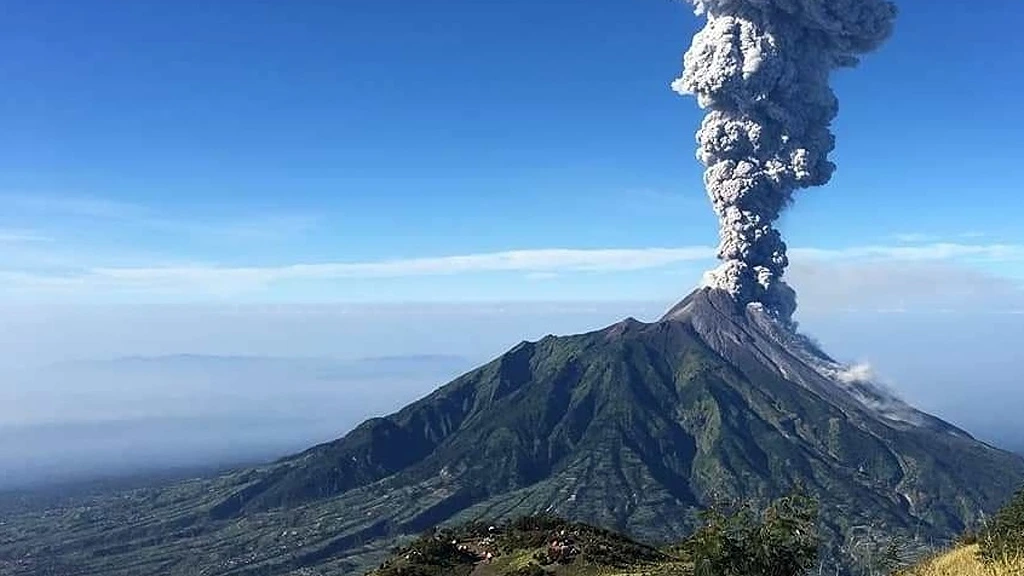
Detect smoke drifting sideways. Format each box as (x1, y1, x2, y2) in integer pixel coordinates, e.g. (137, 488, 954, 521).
(673, 0, 897, 322)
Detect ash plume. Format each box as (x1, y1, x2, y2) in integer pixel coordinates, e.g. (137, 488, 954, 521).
(673, 0, 897, 322)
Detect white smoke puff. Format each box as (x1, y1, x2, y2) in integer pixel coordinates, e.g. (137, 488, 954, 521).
(834, 362, 877, 385)
(833, 362, 903, 402)
(825, 361, 922, 425)
(675, 0, 897, 323)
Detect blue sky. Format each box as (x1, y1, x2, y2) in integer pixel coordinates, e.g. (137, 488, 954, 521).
(3, 1, 1024, 463)
(2, 0, 1024, 308)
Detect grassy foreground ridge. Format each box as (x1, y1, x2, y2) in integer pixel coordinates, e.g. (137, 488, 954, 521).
(371, 488, 1024, 576)
(899, 545, 1022, 576)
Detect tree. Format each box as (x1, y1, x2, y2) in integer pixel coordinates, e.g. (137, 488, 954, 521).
(979, 486, 1024, 564)
(683, 491, 820, 576)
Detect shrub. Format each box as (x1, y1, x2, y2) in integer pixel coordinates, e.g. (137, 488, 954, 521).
(683, 491, 820, 576)
(506, 565, 546, 576)
(510, 514, 567, 533)
(979, 486, 1024, 564)
(376, 531, 478, 576)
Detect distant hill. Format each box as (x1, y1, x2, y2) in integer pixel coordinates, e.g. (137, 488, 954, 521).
(1, 289, 1021, 575)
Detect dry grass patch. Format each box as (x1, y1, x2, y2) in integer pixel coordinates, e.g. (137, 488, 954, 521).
(899, 544, 1024, 576)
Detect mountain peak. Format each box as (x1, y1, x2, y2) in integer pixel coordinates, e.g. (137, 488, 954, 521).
(661, 286, 746, 322)
(186, 288, 1021, 567)
(12, 288, 1023, 575)
(659, 288, 960, 434)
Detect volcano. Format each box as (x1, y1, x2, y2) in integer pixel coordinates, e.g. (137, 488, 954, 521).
(202, 289, 1024, 571)
(5, 288, 1023, 576)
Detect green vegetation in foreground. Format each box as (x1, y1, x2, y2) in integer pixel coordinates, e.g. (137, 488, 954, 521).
(371, 515, 678, 576)
(375, 488, 1024, 576)
(897, 544, 1023, 576)
(370, 492, 819, 576)
(898, 487, 1024, 576)
(977, 486, 1024, 564)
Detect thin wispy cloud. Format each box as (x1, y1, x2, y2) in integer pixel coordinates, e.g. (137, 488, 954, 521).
(1, 192, 321, 246)
(1, 192, 148, 220)
(87, 247, 717, 284)
(891, 233, 939, 244)
(890, 232, 997, 245)
(1, 242, 1022, 300)
(791, 243, 1024, 262)
(958, 231, 988, 239)
(0, 229, 52, 243)
(786, 259, 1024, 313)
(2, 194, 1023, 303)
(178, 214, 321, 241)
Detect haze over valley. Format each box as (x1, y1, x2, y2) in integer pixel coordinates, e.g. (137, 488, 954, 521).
(3, 299, 1021, 490)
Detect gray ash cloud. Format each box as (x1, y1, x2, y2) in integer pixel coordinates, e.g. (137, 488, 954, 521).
(674, 0, 897, 322)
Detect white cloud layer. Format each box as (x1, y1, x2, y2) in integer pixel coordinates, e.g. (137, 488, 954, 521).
(786, 259, 1024, 313)
(791, 243, 1024, 262)
(1, 242, 1022, 306)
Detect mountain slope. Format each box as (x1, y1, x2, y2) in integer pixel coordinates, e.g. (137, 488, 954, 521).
(225, 289, 1020, 537)
(2, 288, 1022, 575)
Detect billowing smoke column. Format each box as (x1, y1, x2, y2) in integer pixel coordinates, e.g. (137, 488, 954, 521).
(674, 0, 897, 322)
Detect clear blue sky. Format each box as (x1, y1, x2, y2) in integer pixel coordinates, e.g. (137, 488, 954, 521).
(2, 0, 1023, 305)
